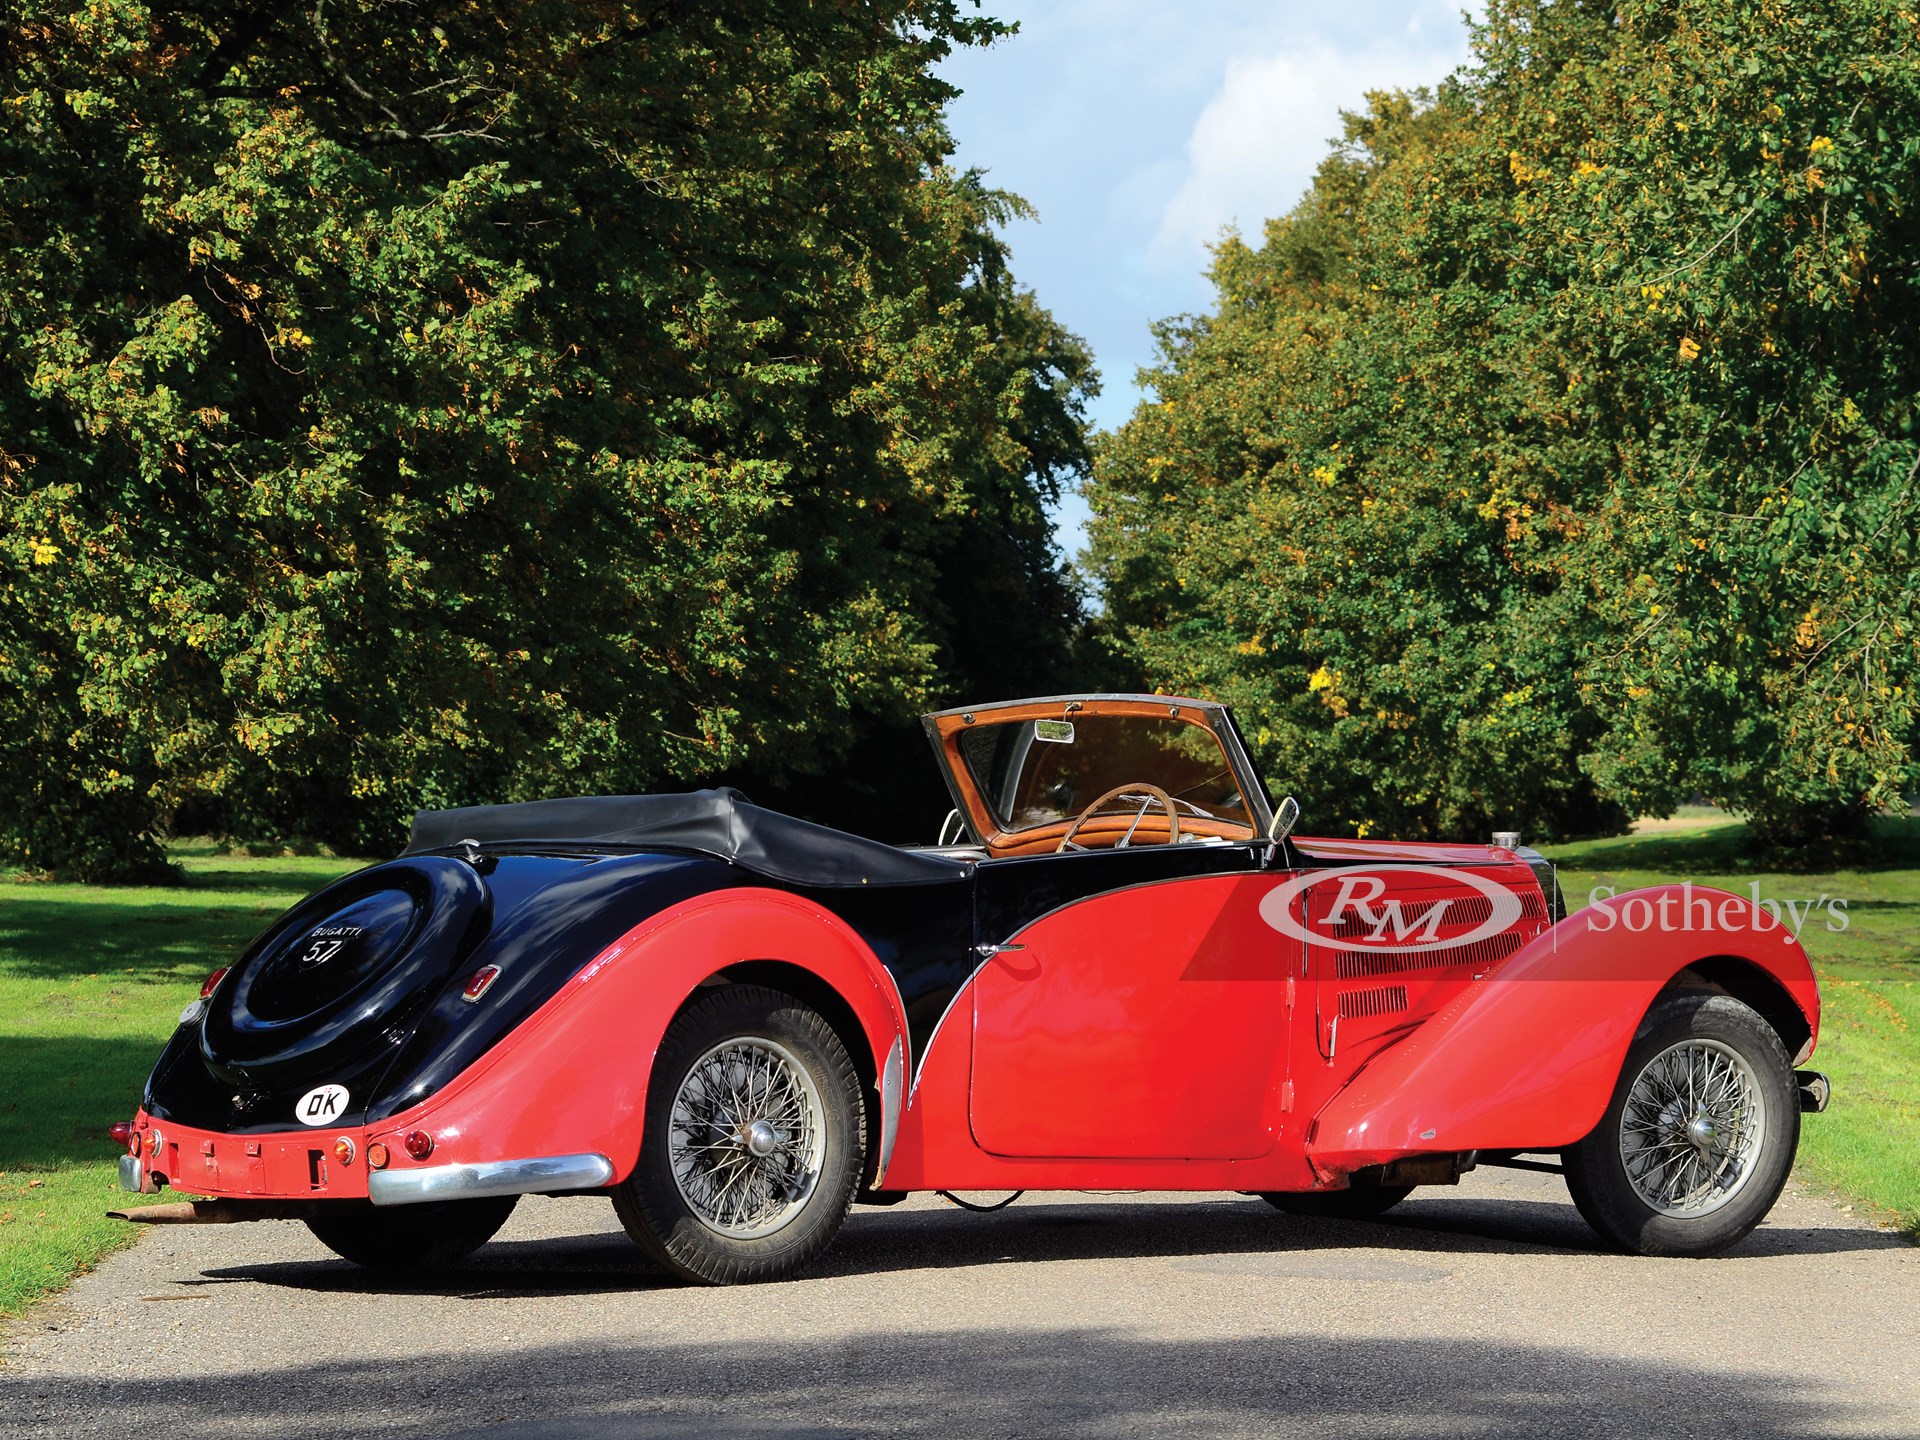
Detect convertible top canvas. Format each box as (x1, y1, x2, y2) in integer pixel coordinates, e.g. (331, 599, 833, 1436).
(403, 788, 971, 889)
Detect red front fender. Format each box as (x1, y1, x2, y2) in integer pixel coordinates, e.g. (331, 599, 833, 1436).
(1307, 884, 1821, 1175)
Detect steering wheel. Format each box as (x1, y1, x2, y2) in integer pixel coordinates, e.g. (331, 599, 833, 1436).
(1056, 783, 1181, 853)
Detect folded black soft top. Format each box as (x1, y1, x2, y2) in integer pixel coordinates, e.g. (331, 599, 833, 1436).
(402, 788, 970, 889)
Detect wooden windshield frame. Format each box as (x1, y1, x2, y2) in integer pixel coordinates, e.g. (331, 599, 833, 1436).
(920, 695, 1276, 857)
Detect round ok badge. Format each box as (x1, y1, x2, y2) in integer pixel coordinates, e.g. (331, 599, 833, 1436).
(296, 1084, 350, 1126)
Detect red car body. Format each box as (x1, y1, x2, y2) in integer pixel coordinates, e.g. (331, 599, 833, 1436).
(115, 695, 1826, 1276)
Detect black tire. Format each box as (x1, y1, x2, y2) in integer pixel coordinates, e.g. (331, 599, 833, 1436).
(1563, 990, 1799, 1257)
(1260, 1184, 1414, 1220)
(305, 1195, 518, 1270)
(613, 984, 865, 1285)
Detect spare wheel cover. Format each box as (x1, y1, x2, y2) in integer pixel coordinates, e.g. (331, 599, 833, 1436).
(200, 857, 488, 1091)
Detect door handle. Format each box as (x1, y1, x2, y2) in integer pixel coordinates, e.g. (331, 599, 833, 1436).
(973, 942, 1026, 959)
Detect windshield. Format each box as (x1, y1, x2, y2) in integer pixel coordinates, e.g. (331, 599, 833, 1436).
(956, 714, 1255, 837)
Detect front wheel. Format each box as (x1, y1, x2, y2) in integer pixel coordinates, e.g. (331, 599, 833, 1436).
(1563, 991, 1799, 1257)
(613, 984, 865, 1285)
(305, 1195, 517, 1270)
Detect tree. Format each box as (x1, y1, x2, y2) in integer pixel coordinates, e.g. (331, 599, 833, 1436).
(1088, 0, 1920, 845)
(0, 0, 1093, 877)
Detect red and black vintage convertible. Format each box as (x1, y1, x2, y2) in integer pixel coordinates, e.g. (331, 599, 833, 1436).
(112, 695, 1829, 1282)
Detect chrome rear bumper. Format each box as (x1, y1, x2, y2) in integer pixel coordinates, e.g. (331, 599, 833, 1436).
(368, 1152, 614, 1207)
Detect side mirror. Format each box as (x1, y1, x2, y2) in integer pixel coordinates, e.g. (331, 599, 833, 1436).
(1268, 795, 1300, 843)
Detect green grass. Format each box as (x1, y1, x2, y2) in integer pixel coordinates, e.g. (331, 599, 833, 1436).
(0, 844, 358, 1316)
(1545, 817, 1920, 1233)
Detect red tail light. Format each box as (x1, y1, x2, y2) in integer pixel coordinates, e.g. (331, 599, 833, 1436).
(109, 1121, 134, 1148)
(199, 967, 230, 999)
(404, 1130, 434, 1161)
(460, 965, 502, 1003)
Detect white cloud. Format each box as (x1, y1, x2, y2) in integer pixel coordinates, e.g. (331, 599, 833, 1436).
(1149, 42, 1467, 275)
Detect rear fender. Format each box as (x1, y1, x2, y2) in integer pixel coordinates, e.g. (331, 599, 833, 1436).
(1307, 885, 1820, 1176)
(367, 888, 909, 1187)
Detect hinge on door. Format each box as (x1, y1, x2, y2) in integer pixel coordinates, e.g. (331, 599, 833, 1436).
(1285, 973, 1296, 1010)
(1314, 1004, 1339, 1063)
(1280, 1078, 1295, 1113)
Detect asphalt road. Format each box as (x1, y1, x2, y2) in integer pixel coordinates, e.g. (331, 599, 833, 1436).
(3, 1167, 1915, 1439)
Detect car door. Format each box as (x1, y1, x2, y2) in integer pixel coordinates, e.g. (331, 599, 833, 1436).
(966, 848, 1297, 1160)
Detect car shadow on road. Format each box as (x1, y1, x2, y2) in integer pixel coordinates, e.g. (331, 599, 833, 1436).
(187, 1190, 1907, 1305)
(0, 1320, 1880, 1440)
(816, 1192, 1908, 1276)
(1377, 1193, 1911, 1260)
(189, 1225, 678, 1301)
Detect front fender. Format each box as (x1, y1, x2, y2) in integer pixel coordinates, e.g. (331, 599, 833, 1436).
(1307, 884, 1821, 1174)
(365, 888, 910, 1187)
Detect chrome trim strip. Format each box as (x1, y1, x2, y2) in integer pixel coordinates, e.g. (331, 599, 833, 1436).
(368, 1152, 614, 1207)
(979, 854, 1268, 945)
(908, 979, 972, 1104)
(876, 1036, 904, 1185)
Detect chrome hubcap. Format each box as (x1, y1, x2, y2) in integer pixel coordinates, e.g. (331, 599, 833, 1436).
(745, 1119, 779, 1157)
(667, 1037, 825, 1238)
(1618, 1038, 1767, 1217)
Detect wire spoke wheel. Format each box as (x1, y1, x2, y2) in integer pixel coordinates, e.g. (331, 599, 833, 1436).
(668, 1035, 827, 1240)
(616, 984, 866, 1282)
(1617, 1038, 1767, 1218)
(1563, 989, 1800, 1257)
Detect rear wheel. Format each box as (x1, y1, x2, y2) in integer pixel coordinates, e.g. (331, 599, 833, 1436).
(613, 984, 864, 1285)
(305, 1195, 517, 1270)
(1563, 991, 1798, 1257)
(1260, 1184, 1414, 1220)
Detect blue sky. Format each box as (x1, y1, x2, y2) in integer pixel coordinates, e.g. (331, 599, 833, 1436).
(937, 2, 1478, 553)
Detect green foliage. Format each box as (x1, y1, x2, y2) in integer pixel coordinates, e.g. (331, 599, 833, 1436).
(0, 1, 1093, 877)
(1088, 0, 1920, 843)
